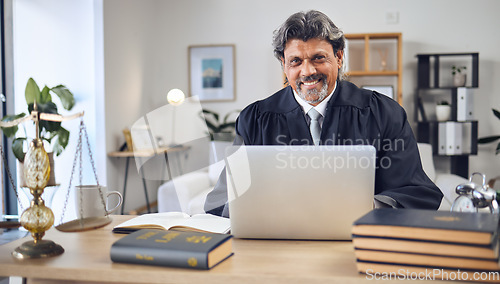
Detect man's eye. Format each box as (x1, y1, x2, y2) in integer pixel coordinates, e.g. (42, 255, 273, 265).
(289, 59, 301, 66)
(314, 56, 326, 61)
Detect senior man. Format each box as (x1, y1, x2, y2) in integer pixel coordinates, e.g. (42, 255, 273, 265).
(205, 10, 443, 217)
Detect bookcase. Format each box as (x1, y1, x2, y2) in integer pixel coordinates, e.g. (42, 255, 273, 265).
(345, 33, 402, 105)
(414, 52, 479, 178)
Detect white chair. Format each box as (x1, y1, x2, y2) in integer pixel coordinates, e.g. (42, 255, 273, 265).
(417, 143, 467, 211)
(157, 141, 231, 215)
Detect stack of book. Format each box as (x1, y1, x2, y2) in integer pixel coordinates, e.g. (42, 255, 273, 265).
(352, 209, 500, 281)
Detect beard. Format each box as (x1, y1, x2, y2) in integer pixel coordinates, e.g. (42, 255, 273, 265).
(295, 74, 329, 105)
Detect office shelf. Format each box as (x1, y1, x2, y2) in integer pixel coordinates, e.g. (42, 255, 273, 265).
(415, 52, 479, 178)
(345, 33, 402, 105)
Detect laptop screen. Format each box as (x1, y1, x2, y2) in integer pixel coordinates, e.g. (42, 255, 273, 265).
(225, 145, 376, 240)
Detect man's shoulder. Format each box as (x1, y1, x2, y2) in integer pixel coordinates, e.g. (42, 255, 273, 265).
(335, 81, 402, 112)
(241, 86, 298, 115)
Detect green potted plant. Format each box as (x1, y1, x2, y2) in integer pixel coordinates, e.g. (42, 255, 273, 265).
(1, 77, 75, 163)
(200, 109, 239, 141)
(452, 65, 467, 87)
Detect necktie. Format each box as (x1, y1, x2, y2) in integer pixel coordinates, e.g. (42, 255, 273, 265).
(307, 108, 322, 146)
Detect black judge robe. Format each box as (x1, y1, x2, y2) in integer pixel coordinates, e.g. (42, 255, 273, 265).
(205, 80, 443, 217)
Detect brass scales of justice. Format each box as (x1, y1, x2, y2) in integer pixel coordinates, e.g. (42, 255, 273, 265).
(0, 104, 112, 259)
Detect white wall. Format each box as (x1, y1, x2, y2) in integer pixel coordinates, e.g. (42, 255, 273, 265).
(103, 0, 500, 211)
(12, 0, 105, 222)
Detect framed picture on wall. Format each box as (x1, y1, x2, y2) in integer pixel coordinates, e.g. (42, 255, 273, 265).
(188, 44, 236, 101)
(362, 85, 394, 100)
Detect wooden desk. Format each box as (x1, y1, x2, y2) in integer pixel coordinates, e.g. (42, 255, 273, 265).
(108, 147, 188, 214)
(0, 216, 443, 284)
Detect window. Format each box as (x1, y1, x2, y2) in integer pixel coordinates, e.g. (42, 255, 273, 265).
(1, 0, 18, 217)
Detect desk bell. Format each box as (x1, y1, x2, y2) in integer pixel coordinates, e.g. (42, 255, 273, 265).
(451, 172, 499, 214)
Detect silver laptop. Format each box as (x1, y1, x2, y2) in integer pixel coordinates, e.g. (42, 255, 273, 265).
(225, 145, 375, 240)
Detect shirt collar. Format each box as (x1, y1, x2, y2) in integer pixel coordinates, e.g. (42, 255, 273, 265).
(293, 81, 336, 117)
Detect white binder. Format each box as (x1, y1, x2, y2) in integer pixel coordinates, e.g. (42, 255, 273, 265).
(438, 122, 463, 155)
(456, 87, 474, 121)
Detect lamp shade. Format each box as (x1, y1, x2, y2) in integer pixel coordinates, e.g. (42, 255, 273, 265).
(167, 88, 185, 106)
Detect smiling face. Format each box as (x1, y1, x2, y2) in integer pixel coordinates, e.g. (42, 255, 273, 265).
(282, 38, 343, 106)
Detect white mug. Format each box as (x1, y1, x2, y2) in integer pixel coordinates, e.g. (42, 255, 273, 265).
(75, 185, 122, 218)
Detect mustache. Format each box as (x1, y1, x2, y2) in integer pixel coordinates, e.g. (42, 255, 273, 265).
(296, 74, 327, 88)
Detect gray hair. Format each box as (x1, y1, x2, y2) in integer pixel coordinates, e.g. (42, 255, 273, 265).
(272, 10, 346, 80)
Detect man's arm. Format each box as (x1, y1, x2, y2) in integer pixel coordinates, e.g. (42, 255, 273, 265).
(371, 97, 443, 209)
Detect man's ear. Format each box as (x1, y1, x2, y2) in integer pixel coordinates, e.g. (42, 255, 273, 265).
(336, 50, 344, 66)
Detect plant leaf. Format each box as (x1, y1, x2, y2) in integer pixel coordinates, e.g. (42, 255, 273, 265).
(51, 84, 75, 110)
(40, 86, 52, 104)
(25, 78, 41, 105)
(52, 127, 69, 156)
(56, 127, 70, 150)
(1, 113, 26, 138)
(52, 138, 64, 156)
(222, 109, 240, 124)
(204, 120, 219, 132)
(493, 109, 500, 120)
(200, 110, 220, 130)
(12, 137, 26, 163)
(28, 102, 61, 133)
(202, 109, 219, 122)
(219, 122, 236, 131)
(478, 136, 500, 144)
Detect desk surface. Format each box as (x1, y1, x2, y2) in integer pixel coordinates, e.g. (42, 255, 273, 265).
(0, 216, 440, 284)
(108, 146, 188, 158)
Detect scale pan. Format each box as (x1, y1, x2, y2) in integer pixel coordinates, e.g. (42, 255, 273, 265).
(55, 216, 112, 232)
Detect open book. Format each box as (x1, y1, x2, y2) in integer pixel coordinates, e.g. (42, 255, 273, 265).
(112, 212, 231, 234)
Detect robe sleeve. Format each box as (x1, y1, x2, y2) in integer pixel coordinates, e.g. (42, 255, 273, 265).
(369, 93, 443, 209)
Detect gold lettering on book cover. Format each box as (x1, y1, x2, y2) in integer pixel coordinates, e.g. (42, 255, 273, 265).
(433, 216, 461, 222)
(137, 231, 158, 240)
(135, 253, 154, 261)
(155, 232, 180, 243)
(186, 235, 212, 244)
(187, 257, 198, 267)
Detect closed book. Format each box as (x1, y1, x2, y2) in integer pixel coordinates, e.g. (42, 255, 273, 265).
(355, 249, 500, 271)
(352, 209, 499, 245)
(352, 236, 499, 259)
(112, 212, 231, 234)
(110, 229, 233, 269)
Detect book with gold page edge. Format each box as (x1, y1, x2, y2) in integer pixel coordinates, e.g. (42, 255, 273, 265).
(352, 208, 500, 245)
(355, 249, 500, 271)
(110, 229, 234, 269)
(352, 235, 500, 259)
(112, 212, 231, 234)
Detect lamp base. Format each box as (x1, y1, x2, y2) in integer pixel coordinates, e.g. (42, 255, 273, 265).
(12, 239, 64, 259)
